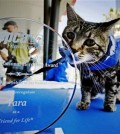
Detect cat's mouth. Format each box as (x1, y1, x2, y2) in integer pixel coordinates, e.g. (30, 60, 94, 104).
(71, 49, 98, 63)
(74, 52, 97, 64)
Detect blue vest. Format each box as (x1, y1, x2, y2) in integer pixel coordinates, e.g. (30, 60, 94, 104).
(59, 36, 120, 71)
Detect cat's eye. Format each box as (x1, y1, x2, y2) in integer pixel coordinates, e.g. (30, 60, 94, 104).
(83, 39, 95, 47)
(67, 32, 75, 40)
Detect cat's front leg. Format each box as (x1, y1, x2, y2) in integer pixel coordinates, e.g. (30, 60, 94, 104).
(104, 77, 118, 112)
(116, 87, 120, 103)
(77, 73, 93, 110)
(77, 88, 91, 110)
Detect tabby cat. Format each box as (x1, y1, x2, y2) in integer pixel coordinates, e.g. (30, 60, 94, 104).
(62, 3, 120, 112)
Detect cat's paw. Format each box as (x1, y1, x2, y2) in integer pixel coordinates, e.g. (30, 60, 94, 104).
(104, 104, 116, 112)
(76, 101, 90, 110)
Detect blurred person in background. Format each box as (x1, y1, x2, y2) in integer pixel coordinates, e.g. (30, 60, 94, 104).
(0, 21, 40, 86)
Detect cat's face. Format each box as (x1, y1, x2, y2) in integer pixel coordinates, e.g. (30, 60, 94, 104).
(62, 3, 120, 63)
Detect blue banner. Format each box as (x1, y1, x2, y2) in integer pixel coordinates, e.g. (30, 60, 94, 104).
(0, 88, 69, 132)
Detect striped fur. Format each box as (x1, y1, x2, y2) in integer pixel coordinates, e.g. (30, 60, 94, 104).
(63, 3, 120, 112)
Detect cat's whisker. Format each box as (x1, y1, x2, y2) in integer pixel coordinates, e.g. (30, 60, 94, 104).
(96, 60, 116, 69)
(90, 63, 112, 80)
(86, 64, 101, 93)
(90, 63, 106, 75)
(84, 63, 101, 93)
(84, 62, 104, 93)
(87, 52, 117, 70)
(75, 54, 95, 64)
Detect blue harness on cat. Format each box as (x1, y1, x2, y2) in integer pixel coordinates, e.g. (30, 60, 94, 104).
(88, 36, 120, 70)
(59, 36, 120, 71)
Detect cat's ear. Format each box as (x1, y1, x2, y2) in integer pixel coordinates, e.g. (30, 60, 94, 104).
(66, 3, 84, 24)
(99, 18, 120, 31)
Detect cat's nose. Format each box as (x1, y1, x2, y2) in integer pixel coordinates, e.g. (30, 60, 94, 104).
(71, 48, 77, 53)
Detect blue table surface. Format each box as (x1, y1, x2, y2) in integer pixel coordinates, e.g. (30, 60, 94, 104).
(51, 90, 120, 134)
(0, 88, 120, 134)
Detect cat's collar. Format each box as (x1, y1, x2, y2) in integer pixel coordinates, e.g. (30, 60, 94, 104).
(59, 35, 120, 70)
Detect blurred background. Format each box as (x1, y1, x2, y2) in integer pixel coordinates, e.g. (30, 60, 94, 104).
(0, 0, 119, 85)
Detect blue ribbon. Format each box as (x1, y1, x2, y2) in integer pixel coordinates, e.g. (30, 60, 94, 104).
(59, 36, 120, 71)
